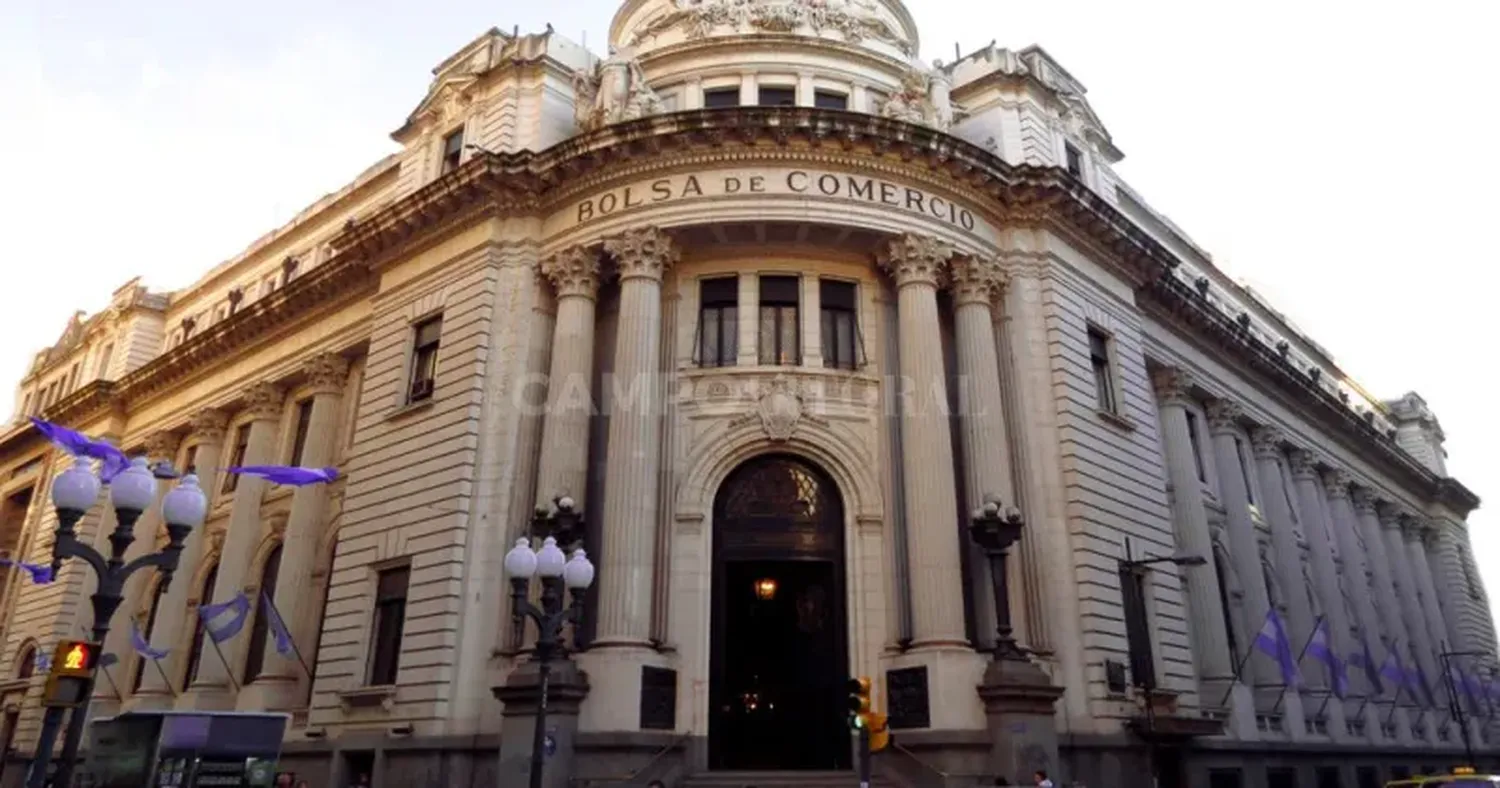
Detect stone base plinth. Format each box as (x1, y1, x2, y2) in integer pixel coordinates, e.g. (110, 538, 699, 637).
(494, 659, 589, 788)
(976, 656, 1065, 783)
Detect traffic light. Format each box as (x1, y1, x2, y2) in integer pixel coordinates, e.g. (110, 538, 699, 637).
(846, 676, 871, 729)
(866, 710, 890, 752)
(42, 640, 100, 708)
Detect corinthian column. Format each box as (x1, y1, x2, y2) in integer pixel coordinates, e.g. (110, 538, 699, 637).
(1151, 369, 1235, 695)
(948, 255, 1014, 651)
(1249, 429, 1317, 692)
(253, 353, 348, 708)
(1285, 448, 1350, 736)
(137, 409, 226, 707)
(535, 246, 602, 508)
(188, 381, 284, 708)
(1405, 518, 1456, 679)
(1380, 502, 1441, 738)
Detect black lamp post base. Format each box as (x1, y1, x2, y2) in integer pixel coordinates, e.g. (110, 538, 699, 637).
(978, 655, 1064, 784)
(494, 659, 590, 788)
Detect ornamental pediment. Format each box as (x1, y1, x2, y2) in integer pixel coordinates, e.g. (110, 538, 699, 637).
(621, 0, 915, 56)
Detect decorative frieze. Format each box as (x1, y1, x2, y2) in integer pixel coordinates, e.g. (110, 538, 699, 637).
(541, 246, 603, 300)
(604, 227, 678, 282)
(1149, 366, 1194, 407)
(627, 0, 914, 55)
(877, 234, 952, 288)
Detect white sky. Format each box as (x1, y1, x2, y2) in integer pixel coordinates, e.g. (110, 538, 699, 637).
(2, 0, 1495, 632)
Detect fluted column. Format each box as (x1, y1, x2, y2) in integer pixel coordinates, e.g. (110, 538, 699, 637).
(1331, 476, 1408, 740)
(1406, 519, 1455, 661)
(136, 410, 227, 707)
(534, 246, 602, 507)
(1204, 400, 1279, 699)
(188, 381, 284, 707)
(1381, 504, 1441, 716)
(1353, 489, 1413, 669)
(594, 228, 676, 648)
(254, 354, 348, 705)
(878, 235, 968, 648)
(948, 256, 1014, 651)
(1250, 429, 1318, 693)
(1286, 449, 1351, 734)
(1150, 369, 1235, 691)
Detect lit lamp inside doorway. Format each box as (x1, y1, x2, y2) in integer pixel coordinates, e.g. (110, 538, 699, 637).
(754, 577, 778, 601)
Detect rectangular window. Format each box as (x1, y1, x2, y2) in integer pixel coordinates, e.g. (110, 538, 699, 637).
(1314, 766, 1343, 788)
(96, 344, 113, 378)
(758, 86, 796, 107)
(408, 316, 443, 403)
(19, 394, 30, 418)
(1354, 767, 1378, 788)
(1207, 769, 1243, 788)
(367, 565, 410, 686)
(813, 90, 849, 110)
(223, 424, 250, 493)
(819, 279, 860, 370)
(703, 87, 740, 108)
(1266, 767, 1298, 788)
(287, 399, 314, 466)
(697, 277, 739, 367)
(1233, 436, 1256, 505)
(183, 445, 198, 476)
(1087, 326, 1117, 414)
(1119, 564, 1156, 690)
(1186, 412, 1207, 483)
(440, 127, 464, 174)
(67, 363, 81, 392)
(1065, 143, 1083, 176)
(758, 276, 800, 366)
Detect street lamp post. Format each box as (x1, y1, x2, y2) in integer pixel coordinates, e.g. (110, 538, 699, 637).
(968, 498, 1027, 661)
(504, 531, 595, 788)
(1439, 648, 1490, 770)
(28, 457, 208, 788)
(1118, 544, 1207, 788)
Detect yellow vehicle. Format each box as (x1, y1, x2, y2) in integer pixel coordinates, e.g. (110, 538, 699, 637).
(1386, 767, 1500, 786)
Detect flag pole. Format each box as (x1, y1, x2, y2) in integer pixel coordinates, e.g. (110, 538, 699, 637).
(150, 657, 178, 697)
(208, 634, 242, 694)
(263, 592, 315, 680)
(1215, 626, 1261, 710)
(98, 663, 124, 701)
(1271, 615, 1321, 715)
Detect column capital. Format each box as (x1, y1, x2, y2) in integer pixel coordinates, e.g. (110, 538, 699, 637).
(302, 353, 350, 397)
(877, 233, 953, 288)
(1349, 486, 1377, 516)
(243, 381, 285, 422)
(948, 255, 1005, 306)
(145, 431, 183, 462)
(1398, 514, 1429, 543)
(189, 408, 229, 443)
(1203, 398, 1243, 434)
(1249, 426, 1285, 460)
(541, 245, 603, 299)
(1376, 501, 1404, 530)
(1321, 469, 1352, 500)
(1286, 448, 1320, 480)
(604, 227, 678, 282)
(1150, 366, 1195, 407)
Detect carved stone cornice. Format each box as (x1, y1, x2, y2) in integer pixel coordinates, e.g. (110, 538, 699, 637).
(877, 233, 953, 288)
(144, 431, 182, 463)
(189, 408, 229, 443)
(1349, 487, 1377, 517)
(1150, 366, 1195, 407)
(1287, 449, 1319, 481)
(303, 353, 350, 397)
(243, 382, 286, 422)
(1322, 470, 1352, 501)
(1204, 399, 1243, 434)
(947, 255, 1004, 306)
(1249, 427, 1284, 461)
(541, 245, 603, 299)
(604, 227, 678, 282)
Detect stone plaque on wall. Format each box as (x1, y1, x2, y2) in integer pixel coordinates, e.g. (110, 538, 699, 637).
(885, 666, 930, 730)
(639, 666, 677, 730)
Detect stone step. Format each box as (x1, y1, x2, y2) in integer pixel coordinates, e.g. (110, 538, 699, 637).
(681, 771, 897, 788)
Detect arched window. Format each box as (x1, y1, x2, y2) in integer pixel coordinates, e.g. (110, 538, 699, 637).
(15, 643, 36, 680)
(243, 544, 283, 684)
(132, 580, 168, 693)
(183, 563, 219, 688)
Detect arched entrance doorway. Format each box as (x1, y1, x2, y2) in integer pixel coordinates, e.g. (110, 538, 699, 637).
(709, 455, 850, 771)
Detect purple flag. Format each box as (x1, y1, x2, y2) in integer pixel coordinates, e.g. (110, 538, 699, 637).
(1409, 646, 1436, 708)
(129, 619, 169, 660)
(1350, 634, 1384, 694)
(260, 591, 295, 657)
(1253, 608, 1302, 689)
(29, 417, 130, 482)
(1379, 642, 1406, 697)
(224, 465, 339, 486)
(1305, 618, 1347, 699)
(0, 557, 53, 584)
(199, 592, 251, 643)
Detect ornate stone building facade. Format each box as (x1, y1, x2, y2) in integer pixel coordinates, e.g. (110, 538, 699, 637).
(0, 1, 1495, 785)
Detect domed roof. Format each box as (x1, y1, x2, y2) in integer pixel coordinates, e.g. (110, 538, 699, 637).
(610, 0, 921, 61)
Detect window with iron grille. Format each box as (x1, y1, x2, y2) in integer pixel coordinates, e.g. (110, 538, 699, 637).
(820, 279, 862, 370)
(697, 277, 739, 367)
(758, 276, 800, 366)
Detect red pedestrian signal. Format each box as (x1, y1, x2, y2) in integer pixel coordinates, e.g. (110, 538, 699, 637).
(43, 640, 100, 707)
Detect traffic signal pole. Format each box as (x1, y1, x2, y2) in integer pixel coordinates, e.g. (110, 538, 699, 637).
(856, 725, 871, 788)
(25, 707, 65, 788)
